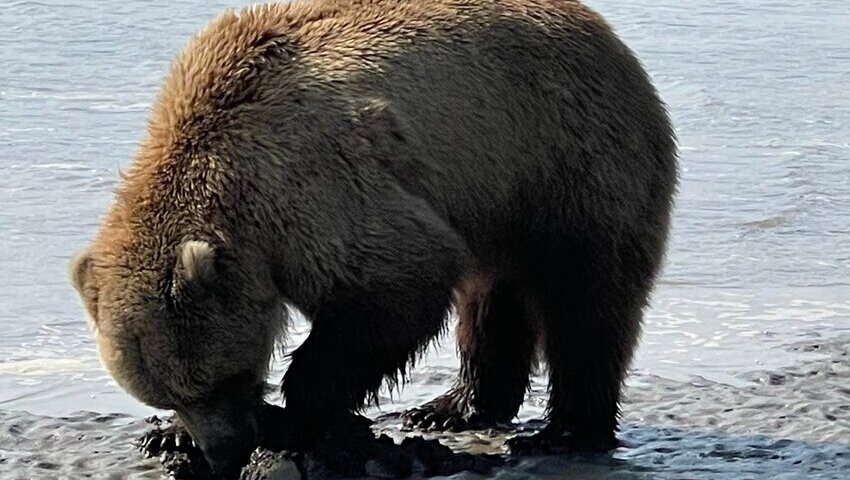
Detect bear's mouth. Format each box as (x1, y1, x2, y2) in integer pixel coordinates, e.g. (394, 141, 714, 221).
(176, 395, 262, 476)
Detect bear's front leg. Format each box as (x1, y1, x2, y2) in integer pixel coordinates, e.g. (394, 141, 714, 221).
(282, 270, 464, 445)
(281, 202, 470, 446)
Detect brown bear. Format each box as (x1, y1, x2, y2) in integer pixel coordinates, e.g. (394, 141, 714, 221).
(70, 0, 676, 476)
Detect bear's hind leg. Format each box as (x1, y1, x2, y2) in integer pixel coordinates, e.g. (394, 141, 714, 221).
(402, 275, 536, 431)
(509, 243, 650, 454)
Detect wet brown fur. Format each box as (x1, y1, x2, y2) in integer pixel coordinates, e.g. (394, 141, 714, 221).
(71, 0, 676, 473)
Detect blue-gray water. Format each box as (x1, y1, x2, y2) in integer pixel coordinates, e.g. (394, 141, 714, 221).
(0, 1, 848, 478)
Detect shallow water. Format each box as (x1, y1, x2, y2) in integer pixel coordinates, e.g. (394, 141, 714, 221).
(0, 0, 848, 478)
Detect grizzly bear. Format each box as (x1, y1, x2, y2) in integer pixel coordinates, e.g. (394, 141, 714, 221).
(70, 0, 676, 476)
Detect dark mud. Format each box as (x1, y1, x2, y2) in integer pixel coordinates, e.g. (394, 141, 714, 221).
(0, 410, 161, 480)
(1, 338, 847, 479)
(137, 410, 502, 480)
(124, 339, 849, 480)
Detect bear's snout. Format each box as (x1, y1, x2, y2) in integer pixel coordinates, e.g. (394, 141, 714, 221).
(178, 403, 259, 477)
(202, 436, 255, 478)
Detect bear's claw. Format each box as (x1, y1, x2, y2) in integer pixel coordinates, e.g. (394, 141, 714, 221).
(402, 406, 472, 432)
(135, 415, 199, 458)
(402, 390, 509, 432)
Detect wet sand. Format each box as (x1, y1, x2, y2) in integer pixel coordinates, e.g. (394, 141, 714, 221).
(2, 337, 846, 479)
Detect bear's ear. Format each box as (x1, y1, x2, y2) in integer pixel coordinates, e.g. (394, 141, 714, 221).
(173, 240, 217, 295)
(70, 250, 93, 293)
(70, 250, 100, 321)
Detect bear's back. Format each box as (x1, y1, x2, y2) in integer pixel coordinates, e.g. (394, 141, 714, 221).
(138, 0, 675, 259)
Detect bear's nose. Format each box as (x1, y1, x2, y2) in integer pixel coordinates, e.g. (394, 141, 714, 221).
(177, 404, 259, 477)
(203, 439, 255, 478)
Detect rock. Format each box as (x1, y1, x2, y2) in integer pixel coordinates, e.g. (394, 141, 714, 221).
(239, 450, 301, 480)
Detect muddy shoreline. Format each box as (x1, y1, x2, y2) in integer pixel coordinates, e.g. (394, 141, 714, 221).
(1, 338, 846, 479)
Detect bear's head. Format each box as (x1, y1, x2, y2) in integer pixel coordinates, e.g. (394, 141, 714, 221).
(70, 238, 282, 474)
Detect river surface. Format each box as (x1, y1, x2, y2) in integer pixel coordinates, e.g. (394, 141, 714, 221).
(0, 0, 848, 478)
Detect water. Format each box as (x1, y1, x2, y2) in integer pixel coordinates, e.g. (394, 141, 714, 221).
(0, 0, 848, 478)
